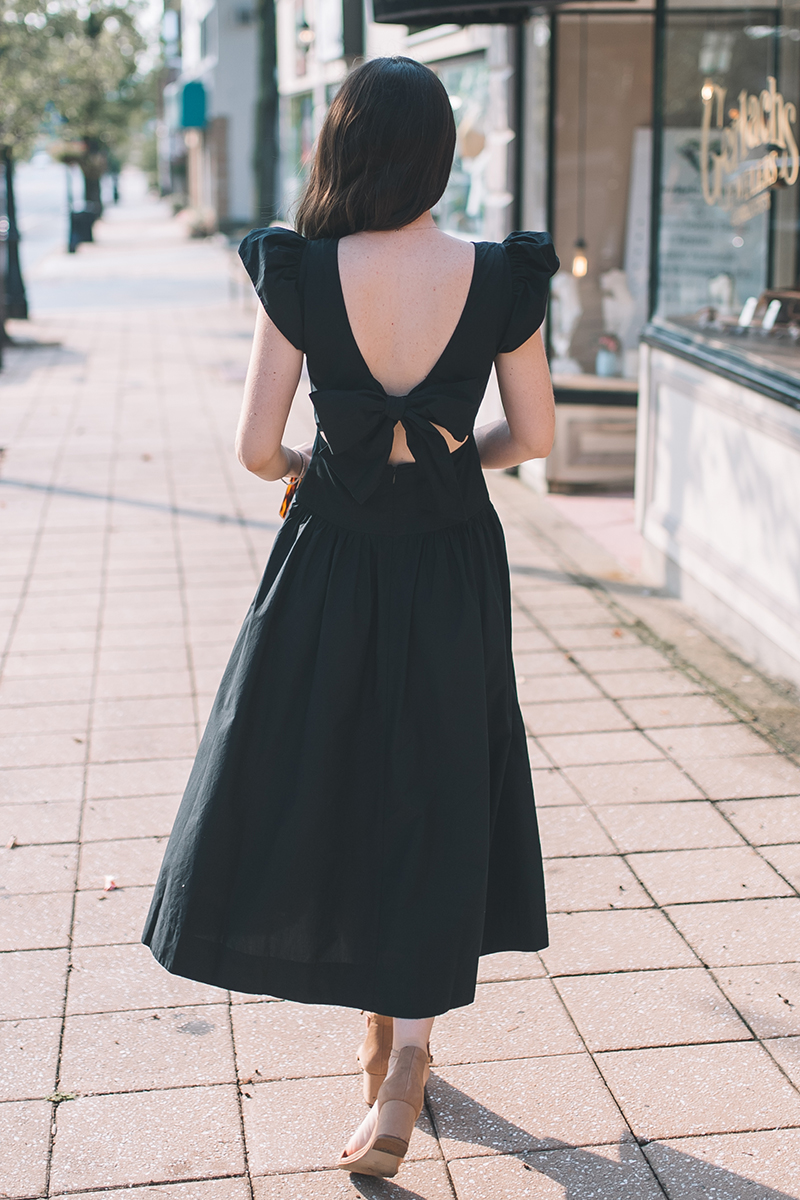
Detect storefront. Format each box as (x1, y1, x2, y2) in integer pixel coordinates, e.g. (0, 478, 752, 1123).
(638, 0, 800, 685)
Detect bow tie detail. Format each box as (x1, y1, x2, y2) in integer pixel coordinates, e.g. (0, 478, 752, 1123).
(311, 379, 485, 517)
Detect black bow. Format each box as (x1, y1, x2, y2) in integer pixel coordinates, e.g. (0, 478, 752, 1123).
(312, 378, 485, 518)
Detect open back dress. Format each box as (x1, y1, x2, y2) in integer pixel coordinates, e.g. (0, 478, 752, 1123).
(142, 227, 559, 1018)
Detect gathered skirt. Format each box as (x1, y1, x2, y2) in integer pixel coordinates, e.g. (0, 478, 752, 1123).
(142, 440, 548, 1017)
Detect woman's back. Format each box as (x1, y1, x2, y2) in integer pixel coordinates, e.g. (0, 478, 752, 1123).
(338, 222, 475, 397)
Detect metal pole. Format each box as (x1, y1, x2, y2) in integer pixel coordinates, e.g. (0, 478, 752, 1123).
(255, 0, 279, 224)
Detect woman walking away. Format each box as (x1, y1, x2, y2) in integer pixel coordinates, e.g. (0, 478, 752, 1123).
(142, 55, 558, 1180)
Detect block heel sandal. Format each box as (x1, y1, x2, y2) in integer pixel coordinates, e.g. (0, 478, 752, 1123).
(338, 1045, 430, 1178)
(356, 1012, 393, 1106)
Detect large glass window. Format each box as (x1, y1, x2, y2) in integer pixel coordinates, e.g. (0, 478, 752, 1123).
(550, 13, 654, 383)
(433, 55, 491, 237)
(653, 0, 800, 385)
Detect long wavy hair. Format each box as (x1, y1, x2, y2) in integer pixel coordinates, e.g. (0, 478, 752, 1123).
(295, 57, 456, 239)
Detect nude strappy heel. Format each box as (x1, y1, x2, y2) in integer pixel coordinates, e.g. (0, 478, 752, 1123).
(356, 1012, 393, 1105)
(338, 1045, 430, 1178)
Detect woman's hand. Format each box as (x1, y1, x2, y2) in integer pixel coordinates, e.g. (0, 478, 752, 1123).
(475, 329, 555, 469)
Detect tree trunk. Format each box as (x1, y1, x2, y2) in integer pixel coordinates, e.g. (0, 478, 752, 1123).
(82, 169, 103, 215)
(255, 0, 279, 223)
(3, 148, 28, 322)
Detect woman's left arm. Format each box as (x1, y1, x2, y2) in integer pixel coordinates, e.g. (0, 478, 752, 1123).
(474, 328, 555, 469)
(235, 304, 307, 481)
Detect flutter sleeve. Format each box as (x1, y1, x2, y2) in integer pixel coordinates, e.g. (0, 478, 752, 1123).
(238, 226, 307, 351)
(497, 231, 560, 354)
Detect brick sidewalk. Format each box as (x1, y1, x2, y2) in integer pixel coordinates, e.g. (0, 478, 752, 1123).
(2, 186, 800, 1200)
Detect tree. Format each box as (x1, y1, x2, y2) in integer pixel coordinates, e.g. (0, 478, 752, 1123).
(49, 1, 148, 214)
(0, 0, 54, 321)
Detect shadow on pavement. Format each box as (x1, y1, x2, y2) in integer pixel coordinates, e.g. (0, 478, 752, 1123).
(423, 1076, 799, 1199)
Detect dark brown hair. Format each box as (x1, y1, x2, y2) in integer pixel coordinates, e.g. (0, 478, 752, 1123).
(295, 57, 456, 239)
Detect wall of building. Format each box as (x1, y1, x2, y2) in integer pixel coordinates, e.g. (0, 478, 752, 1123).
(636, 345, 800, 690)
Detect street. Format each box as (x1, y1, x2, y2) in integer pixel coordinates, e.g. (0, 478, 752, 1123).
(2, 173, 800, 1199)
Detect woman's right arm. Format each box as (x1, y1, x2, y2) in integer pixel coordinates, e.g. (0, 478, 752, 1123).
(474, 328, 555, 470)
(235, 305, 307, 481)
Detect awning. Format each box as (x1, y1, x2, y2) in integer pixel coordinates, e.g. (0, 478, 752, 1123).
(372, 0, 625, 23)
(372, 0, 532, 21)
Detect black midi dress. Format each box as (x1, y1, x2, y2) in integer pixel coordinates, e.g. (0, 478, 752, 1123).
(142, 227, 559, 1019)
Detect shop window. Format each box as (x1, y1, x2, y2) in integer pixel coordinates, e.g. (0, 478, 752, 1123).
(652, 0, 800, 389)
(551, 12, 654, 383)
(433, 55, 491, 238)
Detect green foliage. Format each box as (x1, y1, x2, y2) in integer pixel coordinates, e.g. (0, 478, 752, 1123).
(0, 1, 55, 155)
(1, 0, 154, 181)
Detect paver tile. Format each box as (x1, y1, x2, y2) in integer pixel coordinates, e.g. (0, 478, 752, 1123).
(434, 978, 583, 1064)
(0, 763, 84, 803)
(0, 1015, 61, 1101)
(59, 1004, 235, 1094)
(563, 760, 703, 805)
(553, 626, 641, 650)
(540, 909, 699, 976)
(531, 769, 581, 807)
(49, 1085, 245, 1191)
(2, 650, 95, 678)
(712, 964, 800, 1038)
(596, 802, 743, 853)
(537, 806, 617, 857)
(571, 647, 671, 673)
(97, 646, 190, 674)
(555, 968, 749, 1052)
(232, 1001, 359, 1082)
(0, 702, 90, 735)
(538, 730, 660, 767)
(760, 843, 800, 889)
(86, 758, 193, 800)
(427, 1055, 631, 1158)
(531, 606, 619, 629)
(525, 736, 550, 769)
(513, 651, 579, 677)
(251, 1161, 453, 1198)
(0, 1099, 51, 1197)
(719, 797, 800, 846)
(0, 731, 87, 768)
(618, 694, 737, 727)
(72, 884, 155, 946)
(765, 1036, 800, 1087)
(518, 673, 602, 703)
(596, 1041, 800, 1139)
(0, 891, 73, 950)
(448, 1144, 663, 1200)
(94, 671, 193, 700)
(545, 855, 652, 911)
(476, 952, 546, 983)
(0, 800, 81, 846)
(0, 843, 77, 894)
(523, 699, 632, 736)
(92, 696, 196, 729)
(666, 898, 800, 967)
(0, 676, 94, 704)
(628, 847, 792, 905)
(682, 755, 800, 800)
(90, 725, 198, 763)
(643, 1128, 800, 1199)
(58, 1182, 250, 1200)
(81, 794, 180, 840)
(242, 1074, 439, 1175)
(649, 724, 773, 761)
(593, 671, 702, 699)
(0, 947, 69, 1020)
(67, 942, 226, 1015)
(78, 837, 167, 889)
(508, 627, 553, 652)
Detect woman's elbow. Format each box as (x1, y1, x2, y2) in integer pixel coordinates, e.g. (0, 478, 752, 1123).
(520, 420, 555, 462)
(236, 439, 279, 479)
